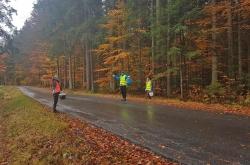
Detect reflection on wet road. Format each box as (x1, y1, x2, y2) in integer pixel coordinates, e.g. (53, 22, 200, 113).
(19, 86, 250, 165)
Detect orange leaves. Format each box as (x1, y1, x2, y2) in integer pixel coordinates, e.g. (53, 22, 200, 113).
(239, 0, 250, 21)
(94, 77, 110, 87)
(94, 0, 131, 87)
(95, 68, 110, 73)
(107, 9, 124, 18)
(117, 51, 129, 59)
(61, 115, 173, 164)
(96, 43, 110, 51)
(194, 38, 210, 51)
(17, 43, 55, 85)
(0, 65, 6, 72)
(104, 52, 129, 65)
(203, 1, 229, 16)
(107, 36, 125, 43)
(41, 75, 52, 81)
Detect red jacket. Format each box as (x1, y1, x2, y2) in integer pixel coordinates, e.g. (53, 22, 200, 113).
(52, 79, 61, 93)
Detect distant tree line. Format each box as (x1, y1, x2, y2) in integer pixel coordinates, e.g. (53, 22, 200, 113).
(1, 0, 250, 104)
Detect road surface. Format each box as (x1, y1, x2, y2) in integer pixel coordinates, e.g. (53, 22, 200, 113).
(19, 86, 250, 165)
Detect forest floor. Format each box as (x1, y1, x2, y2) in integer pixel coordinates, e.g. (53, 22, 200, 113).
(0, 86, 174, 165)
(65, 89, 250, 117)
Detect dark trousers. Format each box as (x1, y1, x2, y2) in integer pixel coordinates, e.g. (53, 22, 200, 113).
(146, 91, 152, 99)
(120, 86, 127, 100)
(53, 92, 60, 110)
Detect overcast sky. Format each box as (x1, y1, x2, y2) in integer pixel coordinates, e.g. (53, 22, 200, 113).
(10, 0, 37, 30)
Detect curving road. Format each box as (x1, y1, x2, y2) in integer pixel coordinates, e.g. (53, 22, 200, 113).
(19, 86, 250, 165)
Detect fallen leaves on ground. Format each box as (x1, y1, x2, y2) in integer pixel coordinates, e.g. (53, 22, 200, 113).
(44, 114, 176, 164)
(0, 87, 176, 165)
(1, 113, 176, 164)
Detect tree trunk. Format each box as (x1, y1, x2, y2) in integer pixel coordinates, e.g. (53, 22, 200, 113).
(110, 64, 115, 92)
(227, 1, 234, 78)
(81, 42, 86, 89)
(211, 0, 218, 85)
(85, 42, 90, 91)
(166, 0, 171, 97)
(156, 0, 160, 56)
(68, 54, 73, 89)
(73, 55, 76, 88)
(151, 0, 155, 74)
(56, 57, 60, 78)
(64, 56, 67, 89)
(89, 42, 94, 92)
(63, 37, 68, 89)
(248, 42, 250, 88)
(156, 0, 160, 25)
(238, 12, 242, 80)
(180, 52, 183, 99)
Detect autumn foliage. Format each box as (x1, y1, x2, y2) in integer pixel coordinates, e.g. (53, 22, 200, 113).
(0, 0, 250, 105)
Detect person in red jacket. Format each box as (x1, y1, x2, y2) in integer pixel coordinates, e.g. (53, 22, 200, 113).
(52, 76, 61, 112)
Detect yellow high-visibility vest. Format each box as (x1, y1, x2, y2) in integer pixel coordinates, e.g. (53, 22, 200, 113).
(146, 80, 152, 91)
(120, 75, 127, 86)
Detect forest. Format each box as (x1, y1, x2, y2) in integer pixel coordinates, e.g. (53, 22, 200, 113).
(0, 0, 250, 104)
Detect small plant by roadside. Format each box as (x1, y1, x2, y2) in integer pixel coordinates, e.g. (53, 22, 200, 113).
(204, 82, 225, 104)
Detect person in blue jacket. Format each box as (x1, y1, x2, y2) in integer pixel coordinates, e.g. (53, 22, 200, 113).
(113, 71, 130, 101)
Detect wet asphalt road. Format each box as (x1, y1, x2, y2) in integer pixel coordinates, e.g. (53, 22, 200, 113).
(19, 86, 250, 165)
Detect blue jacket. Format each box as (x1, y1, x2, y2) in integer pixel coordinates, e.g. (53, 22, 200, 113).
(113, 74, 132, 86)
(113, 74, 128, 81)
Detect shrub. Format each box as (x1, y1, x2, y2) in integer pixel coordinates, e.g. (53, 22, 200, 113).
(205, 82, 225, 103)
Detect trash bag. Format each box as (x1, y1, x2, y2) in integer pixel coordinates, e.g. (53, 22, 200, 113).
(149, 91, 154, 97)
(59, 92, 66, 100)
(127, 77, 132, 86)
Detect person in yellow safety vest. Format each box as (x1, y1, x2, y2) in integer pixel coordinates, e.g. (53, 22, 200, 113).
(113, 71, 129, 101)
(145, 77, 153, 99)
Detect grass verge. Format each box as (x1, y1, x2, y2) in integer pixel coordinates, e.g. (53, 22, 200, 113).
(0, 86, 174, 165)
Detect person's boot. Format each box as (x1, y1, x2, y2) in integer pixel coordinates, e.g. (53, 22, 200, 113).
(53, 107, 57, 113)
